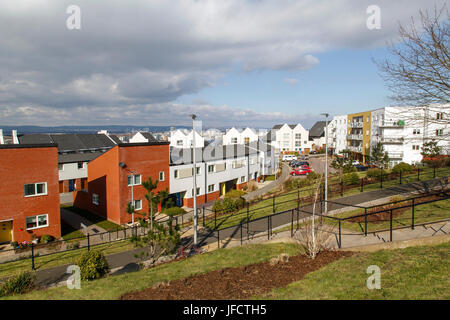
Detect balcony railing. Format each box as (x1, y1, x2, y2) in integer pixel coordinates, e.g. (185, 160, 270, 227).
(348, 122, 363, 128)
(348, 146, 362, 153)
(381, 137, 404, 144)
(347, 134, 363, 140)
(380, 121, 405, 128)
(387, 152, 404, 159)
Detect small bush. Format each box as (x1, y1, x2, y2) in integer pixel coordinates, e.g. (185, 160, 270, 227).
(306, 171, 320, 181)
(264, 175, 275, 181)
(225, 189, 246, 199)
(39, 234, 54, 243)
(392, 162, 413, 174)
(343, 165, 357, 173)
(212, 199, 223, 212)
(163, 207, 186, 217)
(342, 172, 360, 186)
(0, 271, 36, 297)
(247, 180, 259, 192)
(222, 197, 237, 212)
(366, 168, 389, 180)
(77, 250, 110, 281)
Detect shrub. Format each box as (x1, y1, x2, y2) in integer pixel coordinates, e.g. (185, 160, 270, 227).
(247, 180, 258, 192)
(342, 172, 360, 186)
(366, 168, 389, 180)
(306, 171, 320, 181)
(212, 199, 223, 212)
(265, 175, 275, 181)
(0, 271, 36, 297)
(392, 162, 413, 174)
(222, 197, 237, 213)
(163, 207, 186, 217)
(10, 241, 18, 248)
(39, 234, 54, 243)
(283, 178, 295, 191)
(225, 189, 246, 199)
(343, 165, 357, 173)
(77, 250, 110, 281)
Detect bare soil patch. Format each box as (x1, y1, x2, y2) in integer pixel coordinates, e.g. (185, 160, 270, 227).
(120, 250, 352, 300)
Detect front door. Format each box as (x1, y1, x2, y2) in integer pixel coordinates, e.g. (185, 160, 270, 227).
(68, 179, 75, 192)
(0, 221, 12, 243)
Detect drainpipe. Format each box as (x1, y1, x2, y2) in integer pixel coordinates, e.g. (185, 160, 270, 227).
(12, 130, 19, 144)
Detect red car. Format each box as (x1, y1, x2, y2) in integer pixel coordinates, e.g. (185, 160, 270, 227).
(290, 166, 311, 176)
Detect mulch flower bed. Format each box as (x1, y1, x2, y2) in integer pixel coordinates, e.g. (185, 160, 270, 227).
(120, 250, 352, 300)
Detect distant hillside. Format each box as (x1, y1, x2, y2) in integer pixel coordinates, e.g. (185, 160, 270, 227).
(0, 125, 191, 134)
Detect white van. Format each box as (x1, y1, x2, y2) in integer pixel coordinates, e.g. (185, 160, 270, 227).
(282, 154, 297, 161)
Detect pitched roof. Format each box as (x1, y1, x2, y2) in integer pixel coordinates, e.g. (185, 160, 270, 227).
(18, 133, 116, 153)
(272, 124, 298, 130)
(309, 121, 327, 137)
(140, 132, 158, 142)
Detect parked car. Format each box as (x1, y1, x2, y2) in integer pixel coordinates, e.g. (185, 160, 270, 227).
(282, 154, 297, 162)
(354, 164, 369, 171)
(352, 160, 360, 166)
(290, 167, 310, 176)
(293, 161, 310, 167)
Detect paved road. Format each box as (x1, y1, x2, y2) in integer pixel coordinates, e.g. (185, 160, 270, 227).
(8, 175, 448, 288)
(243, 163, 290, 201)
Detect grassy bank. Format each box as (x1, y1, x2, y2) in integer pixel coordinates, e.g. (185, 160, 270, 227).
(259, 241, 450, 299)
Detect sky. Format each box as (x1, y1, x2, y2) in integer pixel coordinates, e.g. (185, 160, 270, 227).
(0, 0, 446, 129)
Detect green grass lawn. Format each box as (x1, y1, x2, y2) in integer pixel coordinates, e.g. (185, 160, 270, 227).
(61, 221, 85, 241)
(0, 240, 136, 280)
(258, 241, 450, 300)
(63, 206, 123, 231)
(205, 167, 449, 231)
(2, 243, 300, 300)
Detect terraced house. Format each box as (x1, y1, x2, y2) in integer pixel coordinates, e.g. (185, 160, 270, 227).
(0, 144, 60, 243)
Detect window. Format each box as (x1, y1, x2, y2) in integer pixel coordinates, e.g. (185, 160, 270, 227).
(244, 137, 250, 144)
(241, 176, 245, 183)
(412, 145, 420, 150)
(92, 194, 99, 205)
(437, 112, 444, 120)
(192, 187, 200, 196)
(295, 140, 301, 147)
(26, 214, 48, 230)
(177, 140, 183, 146)
(128, 199, 142, 211)
(24, 182, 47, 197)
(174, 170, 179, 178)
(413, 129, 421, 135)
(77, 162, 84, 169)
(127, 174, 141, 186)
(436, 129, 444, 136)
(231, 137, 238, 144)
(192, 166, 201, 175)
(58, 164, 64, 171)
(208, 184, 215, 193)
(159, 171, 165, 181)
(208, 165, 215, 173)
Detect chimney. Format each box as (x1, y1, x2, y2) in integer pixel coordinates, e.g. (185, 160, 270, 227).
(0, 129, 4, 144)
(12, 130, 19, 144)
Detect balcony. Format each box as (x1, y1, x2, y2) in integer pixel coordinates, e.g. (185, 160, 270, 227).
(347, 134, 363, 141)
(387, 152, 404, 159)
(380, 120, 405, 128)
(348, 145, 362, 153)
(348, 122, 363, 128)
(381, 137, 404, 144)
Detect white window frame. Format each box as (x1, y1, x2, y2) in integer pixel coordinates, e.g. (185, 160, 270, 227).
(208, 184, 215, 193)
(129, 199, 142, 211)
(174, 170, 179, 179)
(208, 164, 215, 173)
(177, 140, 183, 146)
(24, 182, 47, 198)
(92, 193, 99, 205)
(26, 214, 49, 230)
(231, 137, 238, 144)
(127, 174, 142, 186)
(159, 171, 165, 181)
(192, 187, 200, 197)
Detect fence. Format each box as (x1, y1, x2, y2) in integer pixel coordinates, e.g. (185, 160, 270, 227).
(201, 166, 450, 232)
(208, 189, 450, 250)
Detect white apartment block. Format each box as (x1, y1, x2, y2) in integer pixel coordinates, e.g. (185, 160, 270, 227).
(169, 129, 205, 148)
(271, 124, 310, 153)
(371, 105, 449, 167)
(223, 127, 259, 145)
(327, 115, 348, 155)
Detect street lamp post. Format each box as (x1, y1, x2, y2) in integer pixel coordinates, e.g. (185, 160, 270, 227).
(190, 114, 198, 246)
(321, 113, 329, 214)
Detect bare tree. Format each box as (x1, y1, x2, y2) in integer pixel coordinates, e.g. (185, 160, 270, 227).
(294, 174, 333, 259)
(375, 6, 449, 106)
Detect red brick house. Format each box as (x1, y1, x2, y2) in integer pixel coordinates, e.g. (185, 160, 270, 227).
(74, 142, 170, 225)
(0, 144, 61, 243)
